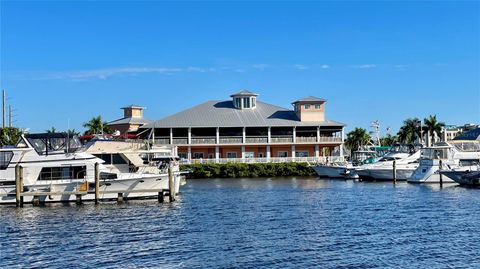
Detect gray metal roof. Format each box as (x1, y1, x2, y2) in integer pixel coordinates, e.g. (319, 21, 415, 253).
(230, 90, 259, 97)
(108, 117, 152, 125)
(141, 100, 345, 129)
(292, 96, 327, 103)
(121, 105, 145, 109)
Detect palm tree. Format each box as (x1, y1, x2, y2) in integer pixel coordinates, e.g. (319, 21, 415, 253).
(423, 115, 445, 146)
(83, 116, 112, 135)
(379, 134, 397, 146)
(345, 128, 372, 151)
(46, 127, 57, 133)
(397, 118, 421, 143)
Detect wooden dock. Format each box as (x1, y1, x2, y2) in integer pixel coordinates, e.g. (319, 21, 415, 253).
(1, 163, 177, 207)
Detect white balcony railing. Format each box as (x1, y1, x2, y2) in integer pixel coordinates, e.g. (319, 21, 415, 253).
(245, 137, 268, 143)
(153, 135, 342, 145)
(271, 136, 293, 143)
(296, 137, 317, 143)
(191, 136, 216, 144)
(318, 137, 342, 142)
(186, 156, 345, 164)
(220, 136, 243, 144)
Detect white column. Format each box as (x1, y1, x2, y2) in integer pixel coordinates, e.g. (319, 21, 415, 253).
(216, 127, 220, 144)
(292, 127, 296, 143)
(291, 145, 296, 160)
(317, 126, 320, 143)
(267, 145, 271, 159)
(242, 127, 246, 144)
(215, 146, 220, 162)
(442, 127, 447, 142)
(340, 127, 345, 158)
(187, 146, 192, 161)
(169, 128, 173, 145)
(315, 144, 320, 158)
(267, 127, 271, 143)
(241, 146, 246, 159)
(188, 127, 192, 144)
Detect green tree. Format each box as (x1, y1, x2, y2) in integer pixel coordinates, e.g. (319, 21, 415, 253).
(423, 115, 445, 145)
(46, 127, 57, 133)
(83, 116, 112, 135)
(397, 118, 421, 143)
(345, 128, 372, 151)
(67, 129, 80, 136)
(0, 127, 22, 146)
(379, 134, 397, 146)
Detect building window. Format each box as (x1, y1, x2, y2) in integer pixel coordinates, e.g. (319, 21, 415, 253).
(278, 151, 288, 157)
(235, 98, 241, 108)
(227, 152, 237, 158)
(178, 153, 188, 159)
(296, 151, 309, 157)
(304, 104, 311, 109)
(193, 152, 204, 159)
(315, 104, 321, 109)
(245, 152, 255, 158)
(243, 97, 250, 108)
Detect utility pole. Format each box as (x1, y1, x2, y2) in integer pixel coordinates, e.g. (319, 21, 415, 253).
(2, 90, 5, 128)
(9, 105, 12, 128)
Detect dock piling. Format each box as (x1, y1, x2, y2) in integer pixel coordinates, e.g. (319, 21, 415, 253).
(32, 196, 40, 206)
(75, 194, 82, 205)
(168, 165, 175, 202)
(117, 193, 124, 203)
(94, 163, 100, 204)
(393, 160, 397, 184)
(158, 191, 164, 203)
(15, 165, 24, 207)
(439, 160, 443, 188)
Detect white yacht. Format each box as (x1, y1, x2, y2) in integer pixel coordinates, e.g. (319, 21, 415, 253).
(408, 141, 480, 184)
(83, 139, 185, 194)
(355, 144, 421, 181)
(0, 133, 179, 204)
(440, 166, 480, 186)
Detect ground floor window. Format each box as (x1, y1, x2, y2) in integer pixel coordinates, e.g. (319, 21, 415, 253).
(178, 153, 188, 159)
(226, 152, 237, 158)
(208, 154, 214, 159)
(193, 152, 204, 159)
(258, 152, 265, 158)
(296, 151, 309, 157)
(244, 152, 255, 158)
(278, 151, 288, 157)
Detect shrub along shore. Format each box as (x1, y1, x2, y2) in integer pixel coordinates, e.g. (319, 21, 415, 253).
(180, 162, 316, 179)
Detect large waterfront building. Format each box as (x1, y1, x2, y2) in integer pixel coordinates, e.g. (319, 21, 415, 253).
(107, 105, 152, 135)
(139, 90, 345, 163)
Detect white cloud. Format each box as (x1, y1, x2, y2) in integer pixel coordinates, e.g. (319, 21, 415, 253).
(235, 69, 246, 73)
(320, 64, 330, 69)
(252, 64, 269, 70)
(352, 64, 377, 69)
(294, 64, 308, 70)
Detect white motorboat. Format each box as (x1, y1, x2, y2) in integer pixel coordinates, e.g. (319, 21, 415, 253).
(83, 139, 186, 194)
(440, 165, 480, 186)
(355, 143, 421, 181)
(0, 133, 178, 204)
(408, 141, 480, 184)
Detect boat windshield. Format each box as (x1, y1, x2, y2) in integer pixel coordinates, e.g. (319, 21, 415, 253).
(451, 141, 480, 152)
(389, 143, 419, 155)
(24, 133, 82, 155)
(420, 148, 449, 160)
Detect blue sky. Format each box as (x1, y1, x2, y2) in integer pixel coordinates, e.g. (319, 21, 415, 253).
(1, 1, 479, 135)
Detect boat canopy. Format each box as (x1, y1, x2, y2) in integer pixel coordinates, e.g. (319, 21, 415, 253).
(22, 133, 82, 155)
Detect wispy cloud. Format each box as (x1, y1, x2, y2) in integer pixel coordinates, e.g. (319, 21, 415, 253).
(252, 64, 269, 70)
(352, 64, 377, 69)
(294, 64, 308, 70)
(319, 64, 330, 69)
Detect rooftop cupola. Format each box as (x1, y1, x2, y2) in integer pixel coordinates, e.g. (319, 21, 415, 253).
(292, 96, 327, 122)
(230, 90, 259, 110)
(121, 105, 145, 118)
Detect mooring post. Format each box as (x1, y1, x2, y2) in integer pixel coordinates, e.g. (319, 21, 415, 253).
(117, 193, 124, 203)
(393, 160, 397, 184)
(439, 159, 443, 188)
(94, 163, 100, 204)
(32, 196, 40, 206)
(158, 191, 164, 203)
(168, 165, 175, 202)
(75, 194, 82, 205)
(15, 165, 24, 207)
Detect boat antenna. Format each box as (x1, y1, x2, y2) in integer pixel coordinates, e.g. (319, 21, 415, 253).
(370, 120, 381, 146)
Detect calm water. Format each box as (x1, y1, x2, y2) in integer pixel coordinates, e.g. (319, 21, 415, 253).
(1, 178, 479, 269)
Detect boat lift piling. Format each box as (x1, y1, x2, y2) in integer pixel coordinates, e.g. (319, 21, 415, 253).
(393, 160, 397, 184)
(439, 159, 443, 188)
(94, 163, 100, 205)
(15, 165, 24, 207)
(168, 165, 176, 202)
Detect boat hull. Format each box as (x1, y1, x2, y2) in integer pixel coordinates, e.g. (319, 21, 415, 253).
(356, 168, 416, 181)
(312, 165, 358, 179)
(441, 170, 480, 186)
(408, 165, 455, 184)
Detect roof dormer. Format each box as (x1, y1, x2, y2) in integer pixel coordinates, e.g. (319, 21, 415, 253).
(292, 96, 326, 122)
(230, 90, 259, 110)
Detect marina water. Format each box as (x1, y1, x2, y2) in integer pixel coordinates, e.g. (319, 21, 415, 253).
(1, 178, 479, 268)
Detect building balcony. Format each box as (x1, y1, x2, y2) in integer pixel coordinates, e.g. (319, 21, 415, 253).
(271, 136, 293, 143)
(191, 136, 216, 144)
(185, 156, 345, 164)
(220, 136, 243, 144)
(318, 137, 342, 142)
(245, 136, 268, 143)
(296, 136, 317, 143)
(173, 137, 188, 144)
